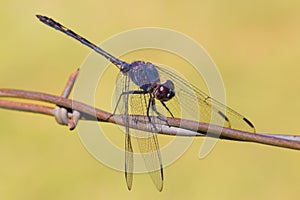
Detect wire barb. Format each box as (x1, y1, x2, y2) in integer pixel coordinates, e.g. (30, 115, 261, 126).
(53, 69, 81, 130)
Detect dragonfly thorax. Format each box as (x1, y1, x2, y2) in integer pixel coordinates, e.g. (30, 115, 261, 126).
(127, 61, 175, 101)
(128, 61, 161, 91)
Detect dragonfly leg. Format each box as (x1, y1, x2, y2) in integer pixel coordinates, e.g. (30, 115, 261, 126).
(145, 96, 162, 132)
(160, 101, 174, 118)
(148, 98, 171, 127)
(108, 90, 147, 120)
(146, 95, 154, 122)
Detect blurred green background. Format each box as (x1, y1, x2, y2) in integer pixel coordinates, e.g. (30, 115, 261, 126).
(1, 0, 300, 199)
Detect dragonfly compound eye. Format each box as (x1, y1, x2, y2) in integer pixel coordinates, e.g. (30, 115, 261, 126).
(155, 85, 175, 101)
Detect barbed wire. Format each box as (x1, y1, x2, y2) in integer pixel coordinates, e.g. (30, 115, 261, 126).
(1, 70, 300, 151)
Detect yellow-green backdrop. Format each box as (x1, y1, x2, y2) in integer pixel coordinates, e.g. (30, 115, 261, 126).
(1, 1, 300, 199)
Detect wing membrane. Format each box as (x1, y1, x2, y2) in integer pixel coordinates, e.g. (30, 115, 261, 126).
(156, 66, 255, 133)
(136, 130, 164, 191)
(128, 80, 164, 191)
(116, 73, 164, 191)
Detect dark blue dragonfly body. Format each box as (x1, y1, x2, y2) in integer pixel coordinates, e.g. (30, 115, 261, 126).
(128, 61, 160, 92)
(36, 15, 255, 191)
(125, 61, 175, 112)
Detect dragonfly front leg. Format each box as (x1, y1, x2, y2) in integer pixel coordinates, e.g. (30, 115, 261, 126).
(146, 96, 172, 127)
(160, 101, 174, 118)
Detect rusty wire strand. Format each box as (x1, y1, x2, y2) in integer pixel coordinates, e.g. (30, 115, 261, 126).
(1, 87, 300, 151)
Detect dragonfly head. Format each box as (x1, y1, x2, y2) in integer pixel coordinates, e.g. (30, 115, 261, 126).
(154, 80, 175, 101)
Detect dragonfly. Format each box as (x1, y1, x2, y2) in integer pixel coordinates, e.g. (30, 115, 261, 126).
(36, 15, 255, 191)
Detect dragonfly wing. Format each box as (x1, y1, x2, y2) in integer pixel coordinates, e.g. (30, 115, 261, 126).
(156, 66, 256, 133)
(136, 129, 164, 191)
(116, 73, 135, 190)
(127, 78, 164, 191)
(116, 73, 164, 191)
(125, 125, 134, 190)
